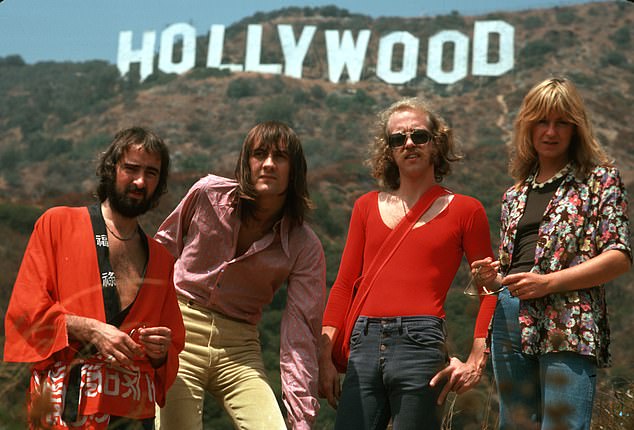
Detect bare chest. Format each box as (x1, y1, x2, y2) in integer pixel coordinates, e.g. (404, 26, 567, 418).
(377, 192, 454, 229)
(108, 239, 147, 309)
(235, 223, 270, 258)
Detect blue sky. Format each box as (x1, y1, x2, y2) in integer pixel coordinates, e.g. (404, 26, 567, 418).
(0, 0, 613, 64)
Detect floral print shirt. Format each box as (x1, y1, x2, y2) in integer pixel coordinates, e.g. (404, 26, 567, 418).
(499, 165, 631, 367)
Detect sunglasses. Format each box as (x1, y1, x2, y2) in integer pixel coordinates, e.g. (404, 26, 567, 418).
(463, 266, 507, 297)
(387, 129, 433, 148)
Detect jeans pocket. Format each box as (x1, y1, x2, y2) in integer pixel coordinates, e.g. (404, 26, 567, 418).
(349, 319, 365, 349)
(404, 322, 445, 349)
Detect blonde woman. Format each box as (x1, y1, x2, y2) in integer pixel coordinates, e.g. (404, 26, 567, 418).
(473, 77, 631, 429)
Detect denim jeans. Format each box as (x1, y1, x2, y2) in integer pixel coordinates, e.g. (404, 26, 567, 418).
(335, 316, 448, 430)
(491, 288, 597, 430)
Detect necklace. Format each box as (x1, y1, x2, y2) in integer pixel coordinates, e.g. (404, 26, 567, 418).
(105, 222, 138, 241)
(531, 162, 571, 189)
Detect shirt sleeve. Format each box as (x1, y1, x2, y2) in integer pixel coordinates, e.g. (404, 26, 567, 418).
(596, 167, 631, 261)
(4, 212, 70, 362)
(322, 197, 367, 329)
(154, 181, 201, 258)
(462, 200, 497, 338)
(152, 263, 186, 407)
(280, 230, 326, 430)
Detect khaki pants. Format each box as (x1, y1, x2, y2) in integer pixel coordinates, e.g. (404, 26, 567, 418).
(156, 300, 286, 429)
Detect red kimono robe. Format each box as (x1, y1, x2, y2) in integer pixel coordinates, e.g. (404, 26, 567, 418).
(4, 206, 185, 429)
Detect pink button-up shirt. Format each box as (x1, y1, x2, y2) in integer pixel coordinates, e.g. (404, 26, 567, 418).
(155, 174, 326, 429)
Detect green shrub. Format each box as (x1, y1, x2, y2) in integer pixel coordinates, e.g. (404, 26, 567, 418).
(292, 88, 309, 104)
(601, 51, 628, 68)
(310, 84, 326, 100)
(0, 147, 23, 171)
(523, 15, 544, 30)
(555, 9, 576, 25)
(140, 71, 178, 88)
(255, 96, 295, 125)
(519, 40, 556, 66)
(226, 77, 257, 98)
(0, 203, 42, 234)
(185, 67, 231, 80)
(27, 138, 73, 162)
(610, 27, 630, 48)
(0, 55, 26, 67)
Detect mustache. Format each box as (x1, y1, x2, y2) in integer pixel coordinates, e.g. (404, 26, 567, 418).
(126, 184, 146, 194)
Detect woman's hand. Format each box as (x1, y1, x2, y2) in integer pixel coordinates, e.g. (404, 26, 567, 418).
(504, 250, 631, 299)
(503, 271, 551, 299)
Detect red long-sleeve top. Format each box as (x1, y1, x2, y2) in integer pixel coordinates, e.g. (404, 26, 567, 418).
(323, 191, 497, 338)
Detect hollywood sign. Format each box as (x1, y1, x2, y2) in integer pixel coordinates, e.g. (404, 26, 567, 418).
(117, 21, 514, 85)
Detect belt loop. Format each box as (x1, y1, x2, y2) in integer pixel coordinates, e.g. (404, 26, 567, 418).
(396, 316, 403, 334)
(363, 318, 369, 335)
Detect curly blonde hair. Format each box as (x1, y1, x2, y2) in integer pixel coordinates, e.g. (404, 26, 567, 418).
(509, 77, 611, 183)
(367, 97, 461, 190)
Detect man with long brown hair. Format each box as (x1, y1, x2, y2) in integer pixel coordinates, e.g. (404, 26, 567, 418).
(155, 121, 326, 429)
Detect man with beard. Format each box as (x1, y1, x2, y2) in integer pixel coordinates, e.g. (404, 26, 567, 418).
(4, 127, 185, 430)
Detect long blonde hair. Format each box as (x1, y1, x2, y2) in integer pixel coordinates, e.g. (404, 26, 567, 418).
(509, 77, 611, 183)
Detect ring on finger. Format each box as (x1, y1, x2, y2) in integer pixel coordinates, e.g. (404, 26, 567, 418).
(106, 354, 115, 362)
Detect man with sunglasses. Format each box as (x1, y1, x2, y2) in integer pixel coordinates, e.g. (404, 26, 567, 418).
(4, 127, 185, 429)
(318, 98, 498, 429)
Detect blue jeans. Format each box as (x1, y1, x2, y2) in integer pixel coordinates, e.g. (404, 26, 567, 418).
(491, 288, 597, 430)
(335, 316, 448, 430)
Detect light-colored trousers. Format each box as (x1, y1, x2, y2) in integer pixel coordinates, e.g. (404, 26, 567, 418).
(156, 300, 286, 429)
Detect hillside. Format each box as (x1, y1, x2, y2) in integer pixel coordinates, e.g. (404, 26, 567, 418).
(1, 2, 633, 428)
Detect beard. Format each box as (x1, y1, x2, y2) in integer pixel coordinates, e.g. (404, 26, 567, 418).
(106, 181, 154, 218)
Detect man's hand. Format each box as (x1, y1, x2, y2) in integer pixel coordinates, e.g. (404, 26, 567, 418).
(66, 315, 143, 365)
(318, 328, 341, 409)
(318, 355, 341, 409)
(138, 326, 172, 368)
(470, 257, 502, 291)
(429, 356, 483, 405)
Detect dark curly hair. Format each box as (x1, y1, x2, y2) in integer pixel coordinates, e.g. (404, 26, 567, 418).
(96, 127, 170, 208)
